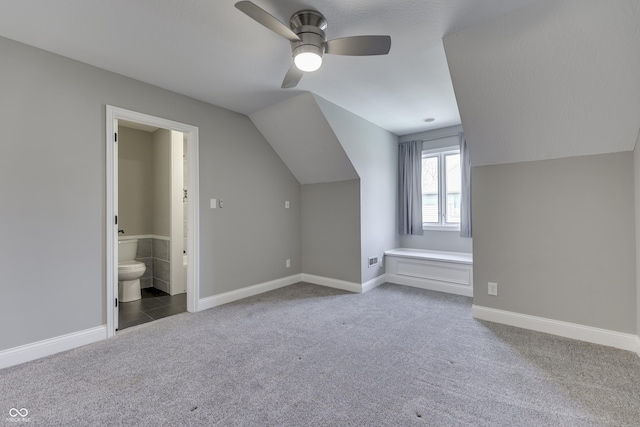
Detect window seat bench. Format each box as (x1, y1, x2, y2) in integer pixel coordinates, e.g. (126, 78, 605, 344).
(384, 248, 473, 297)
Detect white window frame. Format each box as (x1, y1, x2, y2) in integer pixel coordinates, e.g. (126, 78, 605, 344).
(422, 145, 461, 231)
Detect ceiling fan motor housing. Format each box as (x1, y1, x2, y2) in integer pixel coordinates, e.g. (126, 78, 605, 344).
(289, 10, 327, 61)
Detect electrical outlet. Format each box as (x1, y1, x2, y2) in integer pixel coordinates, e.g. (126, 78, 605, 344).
(488, 282, 498, 296)
(285, 200, 290, 209)
(286, 259, 290, 268)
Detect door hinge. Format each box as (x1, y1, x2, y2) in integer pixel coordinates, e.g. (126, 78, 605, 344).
(115, 298, 118, 308)
(114, 132, 117, 142)
(115, 215, 118, 225)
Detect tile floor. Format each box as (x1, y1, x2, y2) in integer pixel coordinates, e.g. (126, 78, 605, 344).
(118, 287, 187, 331)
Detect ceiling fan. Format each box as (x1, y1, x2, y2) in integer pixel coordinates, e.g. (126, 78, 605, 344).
(234, 1, 392, 88)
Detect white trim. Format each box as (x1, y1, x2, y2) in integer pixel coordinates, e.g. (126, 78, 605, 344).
(361, 274, 386, 293)
(106, 111, 117, 334)
(301, 273, 362, 293)
(384, 248, 472, 265)
(0, 326, 107, 370)
(118, 234, 170, 241)
(472, 305, 640, 355)
(106, 106, 200, 336)
(386, 273, 473, 297)
(422, 144, 459, 156)
(198, 275, 302, 311)
(422, 225, 461, 232)
(197, 273, 385, 311)
(170, 130, 185, 296)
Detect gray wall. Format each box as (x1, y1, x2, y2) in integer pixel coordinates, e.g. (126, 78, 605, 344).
(314, 95, 399, 283)
(0, 36, 300, 351)
(118, 127, 154, 236)
(301, 180, 361, 283)
(248, 93, 359, 185)
(399, 125, 472, 254)
(473, 152, 636, 333)
(118, 127, 175, 238)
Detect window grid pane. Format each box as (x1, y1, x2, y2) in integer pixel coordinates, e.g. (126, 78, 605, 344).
(445, 153, 461, 224)
(421, 156, 439, 223)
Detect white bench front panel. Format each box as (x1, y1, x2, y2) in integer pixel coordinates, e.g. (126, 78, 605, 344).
(385, 249, 473, 297)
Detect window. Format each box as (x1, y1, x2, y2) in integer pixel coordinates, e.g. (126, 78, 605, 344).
(422, 146, 461, 228)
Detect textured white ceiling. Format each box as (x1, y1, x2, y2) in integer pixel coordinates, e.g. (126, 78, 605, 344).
(444, 0, 640, 167)
(0, 0, 538, 136)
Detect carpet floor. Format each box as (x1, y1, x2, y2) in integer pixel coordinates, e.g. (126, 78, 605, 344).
(1, 283, 639, 426)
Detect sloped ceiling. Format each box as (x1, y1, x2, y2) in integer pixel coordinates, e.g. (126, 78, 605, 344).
(444, 0, 640, 167)
(0, 0, 540, 136)
(249, 92, 359, 184)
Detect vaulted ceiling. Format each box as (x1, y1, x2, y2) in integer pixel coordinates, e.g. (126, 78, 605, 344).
(0, 0, 537, 136)
(1, 0, 638, 173)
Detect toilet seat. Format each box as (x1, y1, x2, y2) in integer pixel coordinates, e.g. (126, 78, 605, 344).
(118, 260, 146, 284)
(118, 260, 145, 271)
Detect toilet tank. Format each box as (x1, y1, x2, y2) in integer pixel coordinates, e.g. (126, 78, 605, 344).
(118, 239, 139, 262)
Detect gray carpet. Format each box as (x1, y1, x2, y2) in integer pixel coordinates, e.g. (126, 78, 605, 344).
(2, 283, 639, 426)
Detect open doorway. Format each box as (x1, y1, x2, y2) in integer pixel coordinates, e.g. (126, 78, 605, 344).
(106, 106, 200, 336)
(116, 124, 185, 329)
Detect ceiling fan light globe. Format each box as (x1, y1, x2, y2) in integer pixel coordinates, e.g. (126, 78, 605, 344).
(294, 52, 322, 72)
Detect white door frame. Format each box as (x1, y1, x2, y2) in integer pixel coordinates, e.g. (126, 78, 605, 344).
(106, 105, 200, 337)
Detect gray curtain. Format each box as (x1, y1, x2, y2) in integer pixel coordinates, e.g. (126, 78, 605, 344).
(398, 140, 423, 235)
(459, 133, 472, 238)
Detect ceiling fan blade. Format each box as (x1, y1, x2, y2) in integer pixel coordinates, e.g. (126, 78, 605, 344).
(281, 64, 304, 89)
(235, 1, 301, 42)
(325, 35, 391, 56)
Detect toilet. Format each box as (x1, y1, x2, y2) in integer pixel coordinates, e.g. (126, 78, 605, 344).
(118, 239, 146, 302)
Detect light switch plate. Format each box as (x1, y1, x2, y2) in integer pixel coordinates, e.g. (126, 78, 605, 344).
(488, 282, 498, 296)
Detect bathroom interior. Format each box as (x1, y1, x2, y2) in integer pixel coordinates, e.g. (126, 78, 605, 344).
(117, 121, 188, 330)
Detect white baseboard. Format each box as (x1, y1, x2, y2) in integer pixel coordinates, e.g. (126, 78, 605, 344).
(118, 234, 169, 241)
(198, 274, 302, 311)
(197, 272, 384, 311)
(472, 305, 640, 355)
(302, 273, 386, 293)
(301, 273, 362, 293)
(361, 274, 387, 293)
(386, 273, 473, 297)
(198, 271, 393, 312)
(0, 326, 108, 370)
